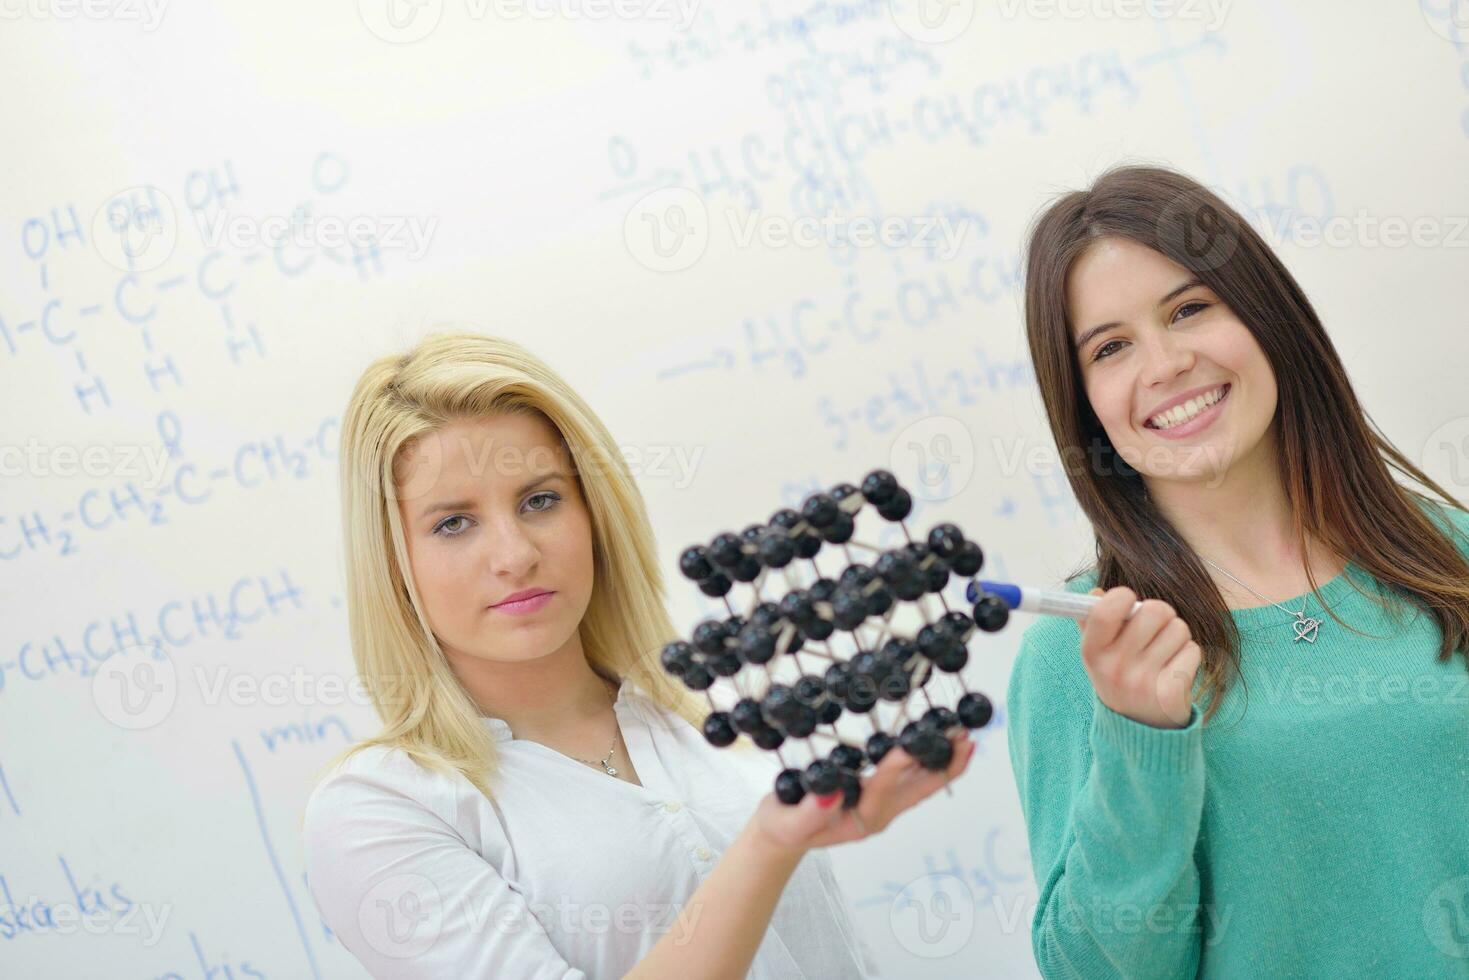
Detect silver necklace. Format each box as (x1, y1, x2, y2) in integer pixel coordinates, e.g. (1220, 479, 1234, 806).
(571, 679, 621, 777)
(1200, 557, 1326, 643)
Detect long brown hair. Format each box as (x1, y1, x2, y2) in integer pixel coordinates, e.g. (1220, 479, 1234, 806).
(1022, 163, 1469, 723)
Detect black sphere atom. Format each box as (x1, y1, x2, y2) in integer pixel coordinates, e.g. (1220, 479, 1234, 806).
(703, 712, 737, 747)
(775, 768, 806, 804)
(666, 469, 1004, 805)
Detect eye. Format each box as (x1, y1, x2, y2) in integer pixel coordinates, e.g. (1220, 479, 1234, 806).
(432, 514, 471, 537)
(525, 490, 561, 514)
(1091, 301, 1211, 363)
(1174, 300, 1208, 321)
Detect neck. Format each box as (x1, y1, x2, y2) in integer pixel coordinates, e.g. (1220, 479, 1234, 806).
(1142, 427, 1343, 601)
(444, 630, 616, 742)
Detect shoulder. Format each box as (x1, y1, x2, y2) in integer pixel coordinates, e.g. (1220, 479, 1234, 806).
(302, 743, 463, 845)
(1412, 494, 1469, 556)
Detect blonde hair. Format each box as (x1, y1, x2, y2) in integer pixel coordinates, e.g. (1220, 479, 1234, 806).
(318, 329, 712, 799)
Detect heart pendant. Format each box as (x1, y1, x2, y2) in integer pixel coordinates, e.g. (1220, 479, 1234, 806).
(1293, 616, 1320, 643)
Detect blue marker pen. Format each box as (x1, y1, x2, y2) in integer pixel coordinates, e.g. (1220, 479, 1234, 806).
(966, 579, 1144, 623)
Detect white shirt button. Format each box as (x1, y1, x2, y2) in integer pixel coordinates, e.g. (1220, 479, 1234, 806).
(695, 846, 712, 860)
(663, 801, 682, 813)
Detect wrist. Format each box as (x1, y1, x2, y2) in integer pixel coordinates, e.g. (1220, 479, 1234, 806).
(741, 817, 810, 870)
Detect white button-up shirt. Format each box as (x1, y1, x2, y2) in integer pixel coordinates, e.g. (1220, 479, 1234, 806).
(302, 676, 882, 979)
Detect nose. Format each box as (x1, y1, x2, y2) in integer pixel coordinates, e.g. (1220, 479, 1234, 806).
(1139, 323, 1196, 389)
(483, 512, 541, 580)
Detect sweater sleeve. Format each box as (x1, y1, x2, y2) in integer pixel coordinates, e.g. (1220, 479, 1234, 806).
(1005, 623, 1207, 979)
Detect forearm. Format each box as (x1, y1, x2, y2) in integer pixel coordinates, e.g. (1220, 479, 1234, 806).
(626, 822, 804, 980)
(1032, 701, 1207, 978)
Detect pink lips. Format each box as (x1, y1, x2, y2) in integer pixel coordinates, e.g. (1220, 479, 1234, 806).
(490, 591, 555, 615)
(1144, 383, 1230, 440)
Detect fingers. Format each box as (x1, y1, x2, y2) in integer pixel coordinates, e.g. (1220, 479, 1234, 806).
(1081, 587, 1133, 652)
(1113, 598, 1176, 656)
(1160, 640, 1203, 694)
(1138, 615, 1193, 672)
(890, 732, 975, 811)
(801, 733, 977, 847)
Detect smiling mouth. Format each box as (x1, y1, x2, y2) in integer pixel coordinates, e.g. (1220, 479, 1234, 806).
(1144, 383, 1231, 430)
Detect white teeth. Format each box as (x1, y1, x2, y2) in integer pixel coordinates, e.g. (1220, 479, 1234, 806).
(1149, 385, 1227, 429)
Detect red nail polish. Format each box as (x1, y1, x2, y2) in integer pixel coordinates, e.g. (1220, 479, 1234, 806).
(818, 792, 840, 808)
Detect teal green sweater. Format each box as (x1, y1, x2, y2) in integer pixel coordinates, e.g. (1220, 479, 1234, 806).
(1006, 500, 1469, 978)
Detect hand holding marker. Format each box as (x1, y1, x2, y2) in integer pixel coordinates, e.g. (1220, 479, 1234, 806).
(966, 581, 1145, 622)
(970, 579, 1203, 730)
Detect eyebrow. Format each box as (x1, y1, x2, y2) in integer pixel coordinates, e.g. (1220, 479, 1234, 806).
(1072, 278, 1206, 353)
(417, 473, 568, 520)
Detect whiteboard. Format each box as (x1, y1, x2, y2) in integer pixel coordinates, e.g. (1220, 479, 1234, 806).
(5, 3, 1469, 977)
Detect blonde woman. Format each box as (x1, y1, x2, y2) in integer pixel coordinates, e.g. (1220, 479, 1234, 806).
(301, 331, 975, 979)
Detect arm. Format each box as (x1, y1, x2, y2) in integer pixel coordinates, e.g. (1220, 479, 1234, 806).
(623, 817, 808, 980)
(302, 765, 592, 980)
(306, 744, 958, 980)
(1006, 629, 1206, 979)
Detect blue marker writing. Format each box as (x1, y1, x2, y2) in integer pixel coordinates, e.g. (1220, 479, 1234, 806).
(966, 580, 1144, 623)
